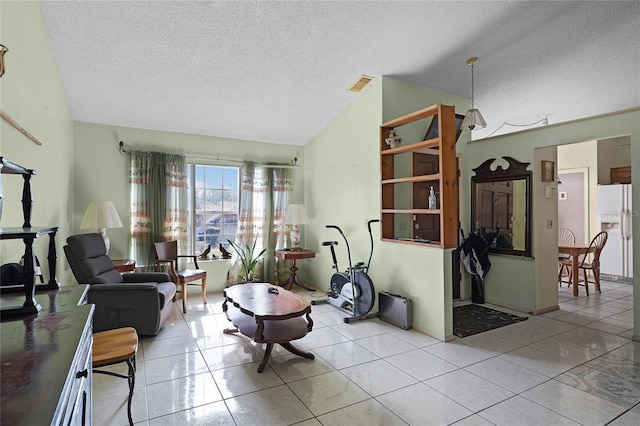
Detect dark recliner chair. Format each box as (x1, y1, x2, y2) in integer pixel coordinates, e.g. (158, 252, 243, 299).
(64, 233, 177, 336)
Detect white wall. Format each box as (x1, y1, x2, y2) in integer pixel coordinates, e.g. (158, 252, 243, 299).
(597, 136, 632, 184)
(558, 140, 599, 245)
(1, 1, 75, 284)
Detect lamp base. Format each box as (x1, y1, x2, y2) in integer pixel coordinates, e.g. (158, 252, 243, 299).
(290, 226, 300, 250)
(98, 228, 111, 254)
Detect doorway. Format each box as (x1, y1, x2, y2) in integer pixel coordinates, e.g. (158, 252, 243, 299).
(557, 168, 589, 245)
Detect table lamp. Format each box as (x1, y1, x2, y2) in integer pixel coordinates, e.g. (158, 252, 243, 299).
(285, 204, 309, 250)
(80, 201, 123, 253)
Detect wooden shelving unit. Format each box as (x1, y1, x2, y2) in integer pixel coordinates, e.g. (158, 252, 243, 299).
(0, 157, 60, 316)
(380, 104, 459, 248)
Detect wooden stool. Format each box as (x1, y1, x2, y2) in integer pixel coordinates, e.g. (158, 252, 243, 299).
(92, 327, 138, 426)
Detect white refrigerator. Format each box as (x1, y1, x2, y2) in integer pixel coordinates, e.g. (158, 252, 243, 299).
(598, 184, 633, 279)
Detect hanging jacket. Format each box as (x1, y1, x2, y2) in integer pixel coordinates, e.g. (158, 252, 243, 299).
(459, 233, 491, 279)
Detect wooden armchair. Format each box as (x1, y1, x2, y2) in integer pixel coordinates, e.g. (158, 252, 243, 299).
(154, 240, 207, 313)
(559, 231, 608, 295)
(557, 228, 575, 285)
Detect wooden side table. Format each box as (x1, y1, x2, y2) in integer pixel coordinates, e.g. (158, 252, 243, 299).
(112, 259, 136, 273)
(275, 249, 315, 291)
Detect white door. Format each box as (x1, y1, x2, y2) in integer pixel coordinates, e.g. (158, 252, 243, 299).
(558, 170, 587, 244)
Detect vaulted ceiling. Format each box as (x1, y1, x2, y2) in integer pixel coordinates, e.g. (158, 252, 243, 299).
(39, 1, 640, 146)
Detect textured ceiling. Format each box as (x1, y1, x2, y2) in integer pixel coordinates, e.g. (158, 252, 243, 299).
(39, 1, 640, 146)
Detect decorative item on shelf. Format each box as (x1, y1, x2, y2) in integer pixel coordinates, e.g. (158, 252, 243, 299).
(227, 238, 266, 282)
(285, 204, 310, 250)
(219, 243, 232, 259)
(425, 114, 466, 142)
(428, 186, 437, 210)
(385, 128, 402, 149)
(80, 201, 123, 254)
(198, 244, 212, 260)
(460, 56, 487, 131)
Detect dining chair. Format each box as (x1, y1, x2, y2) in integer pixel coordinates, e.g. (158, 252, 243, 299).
(557, 228, 576, 286)
(154, 240, 207, 313)
(559, 231, 608, 296)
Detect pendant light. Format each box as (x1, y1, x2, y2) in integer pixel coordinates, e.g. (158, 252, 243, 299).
(460, 56, 486, 131)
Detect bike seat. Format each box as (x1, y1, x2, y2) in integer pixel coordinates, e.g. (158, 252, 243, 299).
(322, 241, 339, 246)
(354, 262, 365, 268)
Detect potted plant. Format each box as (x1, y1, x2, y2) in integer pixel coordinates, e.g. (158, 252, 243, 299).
(227, 238, 266, 282)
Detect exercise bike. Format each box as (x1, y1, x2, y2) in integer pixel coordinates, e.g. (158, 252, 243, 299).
(311, 219, 379, 323)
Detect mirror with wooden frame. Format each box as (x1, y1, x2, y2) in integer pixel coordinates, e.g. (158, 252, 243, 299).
(471, 156, 532, 256)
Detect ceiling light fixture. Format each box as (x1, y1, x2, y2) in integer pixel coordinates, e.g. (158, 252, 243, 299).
(460, 56, 486, 131)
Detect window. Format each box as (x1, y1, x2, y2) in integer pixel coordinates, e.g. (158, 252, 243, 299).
(187, 164, 239, 254)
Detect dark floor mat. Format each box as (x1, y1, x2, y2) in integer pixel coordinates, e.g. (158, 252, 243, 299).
(453, 304, 528, 338)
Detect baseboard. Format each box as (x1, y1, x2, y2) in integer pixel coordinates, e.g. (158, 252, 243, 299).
(529, 305, 559, 315)
(601, 274, 633, 284)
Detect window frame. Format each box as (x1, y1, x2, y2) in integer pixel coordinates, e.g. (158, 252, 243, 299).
(187, 163, 240, 255)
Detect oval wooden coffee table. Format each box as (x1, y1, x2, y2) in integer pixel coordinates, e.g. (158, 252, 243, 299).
(223, 282, 314, 373)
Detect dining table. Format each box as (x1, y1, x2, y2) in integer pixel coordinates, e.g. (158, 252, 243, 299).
(558, 243, 597, 296)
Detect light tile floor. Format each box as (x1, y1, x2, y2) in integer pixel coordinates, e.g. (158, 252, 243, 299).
(93, 279, 640, 425)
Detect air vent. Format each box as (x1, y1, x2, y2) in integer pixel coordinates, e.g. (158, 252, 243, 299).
(347, 75, 374, 93)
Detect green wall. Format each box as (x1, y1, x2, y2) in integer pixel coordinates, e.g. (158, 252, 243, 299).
(465, 109, 640, 337)
(72, 121, 304, 289)
(1, 0, 75, 284)
(3, 2, 639, 341)
(302, 77, 470, 339)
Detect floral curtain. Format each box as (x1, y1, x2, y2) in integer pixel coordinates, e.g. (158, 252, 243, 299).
(272, 168, 294, 285)
(129, 150, 187, 269)
(227, 164, 292, 285)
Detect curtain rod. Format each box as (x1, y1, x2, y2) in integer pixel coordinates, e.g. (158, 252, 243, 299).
(118, 141, 299, 168)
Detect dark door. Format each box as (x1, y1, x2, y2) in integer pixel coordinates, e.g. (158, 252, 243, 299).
(412, 153, 440, 242)
(413, 153, 462, 299)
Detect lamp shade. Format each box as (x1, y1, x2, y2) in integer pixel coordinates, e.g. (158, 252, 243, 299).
(284, 204, 309, 225)
(80, 201, 124, 230)
(460, 109, 487, 131)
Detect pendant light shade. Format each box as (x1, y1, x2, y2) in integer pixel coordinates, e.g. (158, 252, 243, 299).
(460, 56, 486, 131)
(460, 108, 487, 131)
